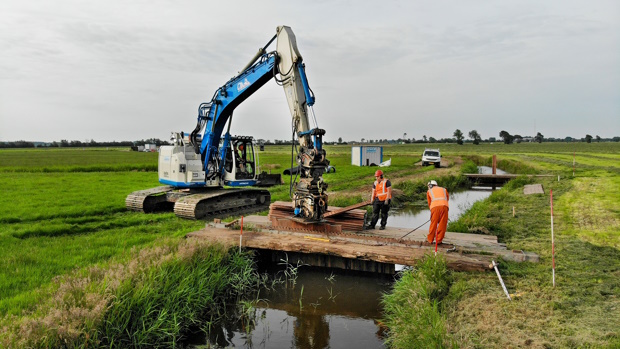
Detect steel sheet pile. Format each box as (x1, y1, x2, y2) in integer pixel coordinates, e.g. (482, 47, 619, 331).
(268, 201, 367, 232)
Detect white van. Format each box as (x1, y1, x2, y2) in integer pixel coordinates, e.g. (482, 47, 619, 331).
(422, 148, 441, 168)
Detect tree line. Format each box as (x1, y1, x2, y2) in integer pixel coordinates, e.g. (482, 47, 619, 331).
(0, 139, 170, 149)
(344, 131, 619, 145)
(2, 133, 619, 149)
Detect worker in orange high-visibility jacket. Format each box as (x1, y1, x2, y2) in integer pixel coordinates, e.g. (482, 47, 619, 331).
(426, 180, 449, 244)
(366, 169, 392, 230)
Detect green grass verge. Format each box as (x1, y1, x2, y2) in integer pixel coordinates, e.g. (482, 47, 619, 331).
(1, 240, 260, 348)
(382, 254, 457, 349)
(440, 161, 620, 347)
(1, 143, 618, 347)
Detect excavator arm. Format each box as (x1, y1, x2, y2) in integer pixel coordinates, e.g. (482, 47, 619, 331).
(190, 25, 329, 221)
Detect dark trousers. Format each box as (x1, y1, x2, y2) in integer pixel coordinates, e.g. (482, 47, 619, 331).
(370, 199, 390, 228)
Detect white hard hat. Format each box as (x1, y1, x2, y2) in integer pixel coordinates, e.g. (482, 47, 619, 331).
(428, 180, 438, 187)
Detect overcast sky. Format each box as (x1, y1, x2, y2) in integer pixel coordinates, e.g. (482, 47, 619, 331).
(1, 0, 619, 143)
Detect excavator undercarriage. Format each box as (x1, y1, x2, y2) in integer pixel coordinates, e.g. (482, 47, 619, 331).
(126, 187, 270, 220)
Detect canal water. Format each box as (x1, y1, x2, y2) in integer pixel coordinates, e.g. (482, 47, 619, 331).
(388, 189, 493, 229)
(477, 166, 507, 175)
(190, 168, 500, 348)
(190, 268, 391, 348)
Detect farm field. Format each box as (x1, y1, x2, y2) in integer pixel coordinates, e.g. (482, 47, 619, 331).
(0, 142, 619, 348)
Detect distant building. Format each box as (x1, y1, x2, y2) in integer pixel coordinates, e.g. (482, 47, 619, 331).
(351, 146, 383, 166)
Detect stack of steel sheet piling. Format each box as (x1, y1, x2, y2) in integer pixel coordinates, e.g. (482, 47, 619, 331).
(268, 201, 367, 232)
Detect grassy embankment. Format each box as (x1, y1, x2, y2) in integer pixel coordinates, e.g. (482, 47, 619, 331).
(0, 148, 250, 347)
(382, 142, 620, 348)
(0, 145, 444, 347)
(1, 142, 618, 347)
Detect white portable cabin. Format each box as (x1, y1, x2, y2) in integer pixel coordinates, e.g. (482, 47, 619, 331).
(351, 146, 383, 166)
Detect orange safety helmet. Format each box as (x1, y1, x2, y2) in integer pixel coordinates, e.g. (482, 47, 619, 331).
(375, 169, 383, 177)
(238, 144, 244, 151)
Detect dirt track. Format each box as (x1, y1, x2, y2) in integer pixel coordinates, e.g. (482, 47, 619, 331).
(330, 156, 462, 201)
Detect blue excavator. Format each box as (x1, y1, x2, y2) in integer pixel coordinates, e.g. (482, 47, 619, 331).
(126, 26, 330, 221)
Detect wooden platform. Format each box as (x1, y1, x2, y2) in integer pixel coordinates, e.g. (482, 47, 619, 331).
(187, 215, 538, 274)
(464, 173, 555, 188)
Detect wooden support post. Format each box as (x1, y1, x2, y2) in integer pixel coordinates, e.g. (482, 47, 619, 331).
(239, 216, 244, 253)
(550, 191, 555, 287)
(492, 154, 497, 175)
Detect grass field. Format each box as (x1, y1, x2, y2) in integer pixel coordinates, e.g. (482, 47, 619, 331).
(0, 142, 618, 348)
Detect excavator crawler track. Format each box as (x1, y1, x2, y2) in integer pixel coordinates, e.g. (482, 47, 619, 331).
(126, 186, 175, 213)
(174, 188, 271, 220)
(127, 186, 271, 220)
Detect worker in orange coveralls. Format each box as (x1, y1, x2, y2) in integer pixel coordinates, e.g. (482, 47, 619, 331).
(427, 180, 449, 244)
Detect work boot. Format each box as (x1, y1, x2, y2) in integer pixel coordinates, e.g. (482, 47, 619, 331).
(379, 226, 386, 230)
(365, 225, 375, 230)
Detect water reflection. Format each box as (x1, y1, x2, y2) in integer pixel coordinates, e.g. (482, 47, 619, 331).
(477, 166, 507, 174)
(193, 268, 390, 348)
(389, 189, 492, 229)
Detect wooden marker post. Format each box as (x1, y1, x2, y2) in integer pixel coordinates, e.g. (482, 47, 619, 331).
(239, 216, 244, 253)
(573, 152, 575, 177)
(550, 191, 555, 287)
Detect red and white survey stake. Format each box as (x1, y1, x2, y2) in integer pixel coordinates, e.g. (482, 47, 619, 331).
(239, 216, 244, 253)
(550, 190, 555, 287)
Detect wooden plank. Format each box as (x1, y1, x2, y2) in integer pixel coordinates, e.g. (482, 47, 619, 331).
(323, 200, 372, 218)
(523, 184, 545, 195)
(187, 226, 493, 272)
(221, 215, 538, 263)
(464, 174, 555, 178)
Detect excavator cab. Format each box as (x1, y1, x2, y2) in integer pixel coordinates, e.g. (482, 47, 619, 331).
(222, 136, 258, 185)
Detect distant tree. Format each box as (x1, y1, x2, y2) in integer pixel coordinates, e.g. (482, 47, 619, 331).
(488, 137, 496, 143)
(565, 136, 573, 142)
(361, 138, 365, 143)
(535, 132, 544, 143)
(338, 137, 342, 144)
(403, 133, 407, 140)
(453, 129, 464, 145)
(468, 130, 481, 145)
(429, 137, 437, 143)
(423, 135, 428, 142)
(596, 135, 601, 142)
(585, 134, 593, 143)
(499, 131, 513, 144)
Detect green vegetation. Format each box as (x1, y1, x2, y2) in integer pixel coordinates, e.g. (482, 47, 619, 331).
(2, 240, 261, 348)
(382, 255, 457, 348)
(1, 142, 618, 348)
(441, 146, 618, 348)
